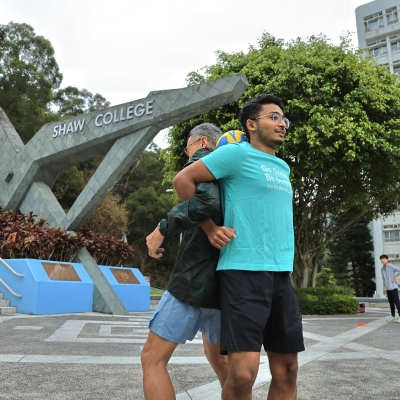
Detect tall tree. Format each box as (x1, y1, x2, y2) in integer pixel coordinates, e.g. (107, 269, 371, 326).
(85, 192, 129, 239)
(316, 267, 337, 287)
(327, 215, 375, 296)
(50, 86, 112, 213)
(162, 33, 400, 287)
(0, 22, 62, 142)
(114, 142, 173, 202)
(126, 186, 179, 286)
(123, 144, 179, 285)
(0, 22, 111, 141)
(52, 86, 110, 118)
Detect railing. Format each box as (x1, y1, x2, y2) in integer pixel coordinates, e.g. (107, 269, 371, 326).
(0, 257, 23, 298)
(0, 278, 22, 298)
(0, 258, 24, 277)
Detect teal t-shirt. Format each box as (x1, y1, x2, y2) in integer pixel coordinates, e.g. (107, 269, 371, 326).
(201, 141, 294, 272)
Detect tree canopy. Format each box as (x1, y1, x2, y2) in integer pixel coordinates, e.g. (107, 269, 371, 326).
(0, 22, 62, 142)
(52, 86, 110, 118)
(0, 22, 110, 140)
(163, 33, 400, 287)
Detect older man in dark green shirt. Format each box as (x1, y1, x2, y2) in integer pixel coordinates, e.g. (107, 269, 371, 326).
(141, 123, 236, 400)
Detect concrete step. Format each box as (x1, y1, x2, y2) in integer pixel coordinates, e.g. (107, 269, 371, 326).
(0, 293, 3, 299)
(0, 306, 16, 314)
(0, 299, 9, 307)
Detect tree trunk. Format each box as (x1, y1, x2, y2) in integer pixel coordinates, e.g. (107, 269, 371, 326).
(352, 260, 359, 296)
(310, 264, 318, 287)
(310, 252, 321, 287)
(293, 251, 309, 288)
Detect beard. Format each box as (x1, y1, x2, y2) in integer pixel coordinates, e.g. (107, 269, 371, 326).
(255, 125, 284, 150)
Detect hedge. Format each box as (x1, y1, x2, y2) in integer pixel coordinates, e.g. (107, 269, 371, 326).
(295, 287, 359, 315)
(295, 286, 354, 297)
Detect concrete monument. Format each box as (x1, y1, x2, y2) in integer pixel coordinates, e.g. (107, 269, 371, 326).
(0, 74, 249, 314)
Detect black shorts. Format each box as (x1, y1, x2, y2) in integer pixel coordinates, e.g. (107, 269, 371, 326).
(219, 270, 305, 355)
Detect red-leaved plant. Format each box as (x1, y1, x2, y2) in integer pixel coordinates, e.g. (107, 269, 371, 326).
(0, 207, 134, 265)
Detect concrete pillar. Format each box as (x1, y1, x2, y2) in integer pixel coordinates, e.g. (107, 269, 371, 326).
(372, 218, 384, 297)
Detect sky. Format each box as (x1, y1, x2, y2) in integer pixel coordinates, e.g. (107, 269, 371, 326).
(1, 0, 370, 147)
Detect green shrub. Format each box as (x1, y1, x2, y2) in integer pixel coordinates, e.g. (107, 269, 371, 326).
(295, 286, 355, 297)
(332, 294, 360, 314)
(296, 288, 359, 315)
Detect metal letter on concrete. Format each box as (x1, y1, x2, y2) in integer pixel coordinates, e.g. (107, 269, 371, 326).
(0, 74, 249, 314)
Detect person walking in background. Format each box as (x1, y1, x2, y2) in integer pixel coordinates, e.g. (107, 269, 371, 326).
(380, 254, 400, 322)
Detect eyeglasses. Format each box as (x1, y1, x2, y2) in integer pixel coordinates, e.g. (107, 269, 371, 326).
(184, 138, 201, 156)
(254, 112, 290, 129)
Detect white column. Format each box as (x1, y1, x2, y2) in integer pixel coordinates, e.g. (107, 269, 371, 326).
(386, 34, 394, 73)
(372, 218, 384, 297)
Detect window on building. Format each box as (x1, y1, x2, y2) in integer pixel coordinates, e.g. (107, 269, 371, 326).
(364, 12, 384, 32)
(387, 254, 400, 260)
(383, 224, 400, 229)
(369, 44, 388, 56)
(391, 41, 400, 52)
(394, 65, 400, 74)
(387, 7, 398, 24)
(384, 230, 400, 242)
(367, 38, 387, 46)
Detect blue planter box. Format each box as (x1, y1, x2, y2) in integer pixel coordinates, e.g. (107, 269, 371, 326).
(99, 266, 150, 312)
(0, 259, 93, 314)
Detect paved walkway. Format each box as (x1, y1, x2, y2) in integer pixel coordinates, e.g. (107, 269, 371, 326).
(0, 307, 399, 399)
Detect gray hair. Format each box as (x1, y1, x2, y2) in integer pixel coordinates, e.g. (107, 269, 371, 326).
(188, 123, 222, 148)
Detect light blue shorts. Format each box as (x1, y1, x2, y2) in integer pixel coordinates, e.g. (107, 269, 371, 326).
(149, 291, 221, 345)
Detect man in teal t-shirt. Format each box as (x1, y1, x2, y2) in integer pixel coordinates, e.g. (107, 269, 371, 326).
(173, 94, 304, 400)
(202, 140, 294, 272)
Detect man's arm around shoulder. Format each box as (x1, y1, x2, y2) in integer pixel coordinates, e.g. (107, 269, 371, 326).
(173, 159, 235, 249)
(173, 160, 215, 201)
(147, 161, 215, 258)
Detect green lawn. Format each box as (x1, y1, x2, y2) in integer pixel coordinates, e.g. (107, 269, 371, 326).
(150, 288, 165, 295)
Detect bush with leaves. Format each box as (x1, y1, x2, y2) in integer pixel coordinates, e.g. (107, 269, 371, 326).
(78, 226, 133, 266)
(316, 267, 337, 287)
(295, 286, 359, 315)
(296, 293, 359, 315)
(0, 209, 80, 261)
(0, 207, 133, 265)
(295, 286, 355, 297)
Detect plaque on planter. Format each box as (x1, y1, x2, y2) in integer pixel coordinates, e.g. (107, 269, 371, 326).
(42, 262, 81, 281)
(110, 268, 139, 284)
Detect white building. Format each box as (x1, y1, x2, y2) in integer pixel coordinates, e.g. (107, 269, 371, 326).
(356, 0, 400, 73)
(356, 0, 400, 297)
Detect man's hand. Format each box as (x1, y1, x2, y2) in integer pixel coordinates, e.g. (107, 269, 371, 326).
(383, 286, 387, 297)
(200, 219, 236, 249)
(146, 227, 165, 258)
(207, 226, 236, 249)
(393, 276, 399, 284)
